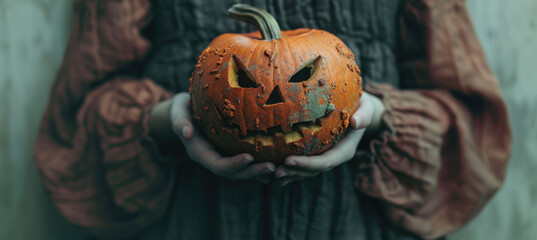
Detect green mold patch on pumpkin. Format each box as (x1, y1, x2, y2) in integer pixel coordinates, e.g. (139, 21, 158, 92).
(302, 86, 329, 121)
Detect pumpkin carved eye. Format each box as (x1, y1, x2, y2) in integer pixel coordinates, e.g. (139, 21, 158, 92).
(288, 56, 321, 83)
(229, 55, 259, 88)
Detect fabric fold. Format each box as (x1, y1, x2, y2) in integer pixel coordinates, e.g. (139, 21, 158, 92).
(35, 78, 176, 239)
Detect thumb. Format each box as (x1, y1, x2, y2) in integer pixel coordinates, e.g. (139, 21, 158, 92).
(350, 93, 374, 130)
(171, 93, 195, 140)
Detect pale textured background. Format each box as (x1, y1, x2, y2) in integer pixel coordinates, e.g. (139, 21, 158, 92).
(0, 0, 535, 239)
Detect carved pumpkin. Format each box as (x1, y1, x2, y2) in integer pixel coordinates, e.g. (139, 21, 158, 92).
(190, 4, 362, 163)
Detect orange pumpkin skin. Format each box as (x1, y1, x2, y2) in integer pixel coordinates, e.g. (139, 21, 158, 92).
(190, 28, 363, 163)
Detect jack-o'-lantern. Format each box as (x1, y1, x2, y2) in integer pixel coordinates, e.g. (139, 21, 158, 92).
(190, 4, 362, 163)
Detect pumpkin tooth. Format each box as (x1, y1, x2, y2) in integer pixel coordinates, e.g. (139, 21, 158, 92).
(283, 130, 303, 143)
(310, 124, 322, 133)
(258, 135, 275, 146)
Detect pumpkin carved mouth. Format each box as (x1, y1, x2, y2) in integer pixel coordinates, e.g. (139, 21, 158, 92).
(214, 103, 326, 147)
(240, 120, 322, 146)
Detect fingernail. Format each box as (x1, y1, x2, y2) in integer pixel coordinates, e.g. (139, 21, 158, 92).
(267, 165, 276, 172)
(242, 156, 254, 164)
(285, 159, 297, 166)
(181, 126, 189, 138)
(353, 115, 361, 128)
(276, 170, 287, 178)
(281, 180, 289, 187)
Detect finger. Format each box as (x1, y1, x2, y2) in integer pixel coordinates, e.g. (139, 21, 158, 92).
(171, 93, 194, 140)
(275, 165, 318, 178)
(211, 153, 256, 176)
(278, 176, 304, 186)
(285, 129, 365, 172)
(351, 92, 375, 130)
(185, 137, 254, 175)
(228, 162, 276, 180)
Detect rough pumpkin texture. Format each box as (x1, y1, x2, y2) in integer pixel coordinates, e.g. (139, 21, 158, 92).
(190, 28, 362, 162)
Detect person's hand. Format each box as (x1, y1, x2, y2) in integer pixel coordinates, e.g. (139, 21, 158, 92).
(274, 92, 385, 186)
(150, 92, 276, 182)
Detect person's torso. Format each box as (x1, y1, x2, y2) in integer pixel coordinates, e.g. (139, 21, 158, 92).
(138, 1, 416, 239)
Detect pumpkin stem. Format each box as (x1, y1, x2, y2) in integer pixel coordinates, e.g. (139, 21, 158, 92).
(228, 4, 282, 41)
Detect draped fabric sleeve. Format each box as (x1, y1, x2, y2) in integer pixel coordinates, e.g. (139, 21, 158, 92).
(354, 0, 512, 239)
(33, 1, 178, 239)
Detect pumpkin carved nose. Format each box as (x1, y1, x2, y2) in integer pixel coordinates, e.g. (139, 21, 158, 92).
(265, 85, 284, 105)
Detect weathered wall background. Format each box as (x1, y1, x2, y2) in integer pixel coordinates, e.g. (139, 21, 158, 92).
(0, 0, 535, 239)
(0, 0, 85, 239)
(450, 0, 537, 239)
